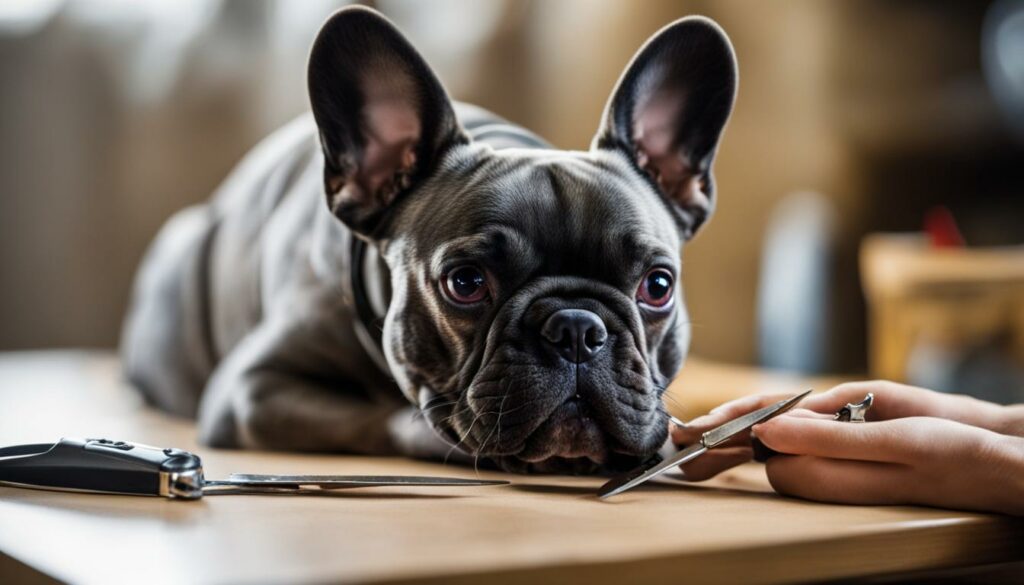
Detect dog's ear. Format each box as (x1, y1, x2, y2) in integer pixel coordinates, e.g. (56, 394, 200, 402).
(308, 7, 467, 237)
(593, 17, 737, 240)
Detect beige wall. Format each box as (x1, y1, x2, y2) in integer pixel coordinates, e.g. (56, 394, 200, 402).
(0, 0, 1007, 369)
(460, 0, 864, 363)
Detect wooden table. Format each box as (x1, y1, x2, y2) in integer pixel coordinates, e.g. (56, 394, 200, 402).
(1, 352, 1021, 584)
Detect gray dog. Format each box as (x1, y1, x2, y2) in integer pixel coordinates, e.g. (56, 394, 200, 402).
(121, 6, 736, 474)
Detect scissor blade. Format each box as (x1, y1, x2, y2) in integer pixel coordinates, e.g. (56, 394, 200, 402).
(701, 389, 812, 448)
(597, 389, 813, 500)
(212, 474, 509, 488)
(597, 443, 707, 499)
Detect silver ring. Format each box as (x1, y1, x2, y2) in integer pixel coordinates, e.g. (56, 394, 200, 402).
(834, 393, 874, 423)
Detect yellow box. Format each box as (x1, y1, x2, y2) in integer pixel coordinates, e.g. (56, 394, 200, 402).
(860, 234, 1024, 384)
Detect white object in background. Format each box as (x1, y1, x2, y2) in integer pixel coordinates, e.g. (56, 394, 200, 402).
(757, 191, 837, 373)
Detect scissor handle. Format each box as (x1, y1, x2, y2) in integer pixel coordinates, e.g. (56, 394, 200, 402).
(751, 437, 778, 462)
(0, 438, 204, 499)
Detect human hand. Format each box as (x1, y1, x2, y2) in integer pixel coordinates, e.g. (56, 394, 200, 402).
(669, 380, 1012, 480)
(669, 381, 1024, 514)
(753, 410, 1024, 515)
(796, 381, 1008, 431)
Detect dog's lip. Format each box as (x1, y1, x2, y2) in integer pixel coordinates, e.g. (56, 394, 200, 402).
(514, 398, 609, 463)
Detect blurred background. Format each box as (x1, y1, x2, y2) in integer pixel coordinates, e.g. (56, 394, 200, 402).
(1, 0, 1023, 402)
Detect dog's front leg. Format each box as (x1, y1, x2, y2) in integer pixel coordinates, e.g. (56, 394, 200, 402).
(386, 406, 475, 465)
(197, 316, 404, 454)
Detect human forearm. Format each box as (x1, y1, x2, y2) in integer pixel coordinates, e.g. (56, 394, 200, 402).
(988, 434, 1024, 516)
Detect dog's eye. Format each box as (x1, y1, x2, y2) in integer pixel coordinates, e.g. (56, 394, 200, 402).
(442, 265, 489, 304)
(637, 269, 674, 308)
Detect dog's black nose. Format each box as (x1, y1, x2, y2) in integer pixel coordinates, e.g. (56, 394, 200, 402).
(541, 309, 608, 364)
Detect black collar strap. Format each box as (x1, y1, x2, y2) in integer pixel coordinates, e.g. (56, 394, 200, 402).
(350, 237, 390, 372)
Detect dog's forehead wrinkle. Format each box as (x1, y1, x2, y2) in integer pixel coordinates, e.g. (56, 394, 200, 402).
(404, 147, 678, 271)
(520, 160, 672, 282)
(391, 159, 675, 324)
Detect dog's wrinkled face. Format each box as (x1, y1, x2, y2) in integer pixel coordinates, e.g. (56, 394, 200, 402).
(383, 148, 686, 472)
(308, 7, 737, 472)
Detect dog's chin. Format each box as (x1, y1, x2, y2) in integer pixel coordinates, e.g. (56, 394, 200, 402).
(517, 399, 607, 462)
(485, 400, 651, 475)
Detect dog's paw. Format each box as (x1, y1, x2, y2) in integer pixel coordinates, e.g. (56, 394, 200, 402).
(387, 406, 476, 466)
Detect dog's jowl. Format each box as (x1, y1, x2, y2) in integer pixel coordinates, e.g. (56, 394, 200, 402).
(121, 6, 737, 474)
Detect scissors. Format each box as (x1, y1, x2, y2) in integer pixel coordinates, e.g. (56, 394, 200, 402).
(598, 389, 813, 499)
(0, 438, 507, 499)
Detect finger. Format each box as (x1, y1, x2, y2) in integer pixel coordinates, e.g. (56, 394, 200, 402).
(748, 410, 833, 461)
(799, 381, 885, 412)
(766, 455, 910, 505)
(672, 414, 766, 449)
(670, 410, 735, 445)
(670, 423, 706, 447)
(780, 408, 833, 421)
(710, 392, 795, 417)
(799, 381, 925, 420)
(679, 447, 754, 482)
(671, 424, 752, 450)
(671, 396, 825, 449)
(670, 421, 704, 445)
(753, 416, 921, 463)
(671, 392, 797, 445)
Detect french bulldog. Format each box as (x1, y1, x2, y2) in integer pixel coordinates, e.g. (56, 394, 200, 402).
(121, 6, 736, 473)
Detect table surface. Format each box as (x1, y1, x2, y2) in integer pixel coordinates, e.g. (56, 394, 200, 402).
(0, 351, 1021, 585)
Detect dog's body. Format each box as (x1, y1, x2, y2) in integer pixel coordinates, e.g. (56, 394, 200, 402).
(123, 104, 553, 456)
(122, 7, 736, 473)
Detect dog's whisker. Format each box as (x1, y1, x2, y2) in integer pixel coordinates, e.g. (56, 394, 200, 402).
(475, 379, 511, 475)
(445, 410, 483, 465)
(441, 402, 508, 468)
(662, 392, 685, 411)
(435, 400, 475, 428)
(413, 399, 459, 422)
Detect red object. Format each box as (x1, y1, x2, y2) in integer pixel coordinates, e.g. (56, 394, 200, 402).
(924, 206, 966, 248)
